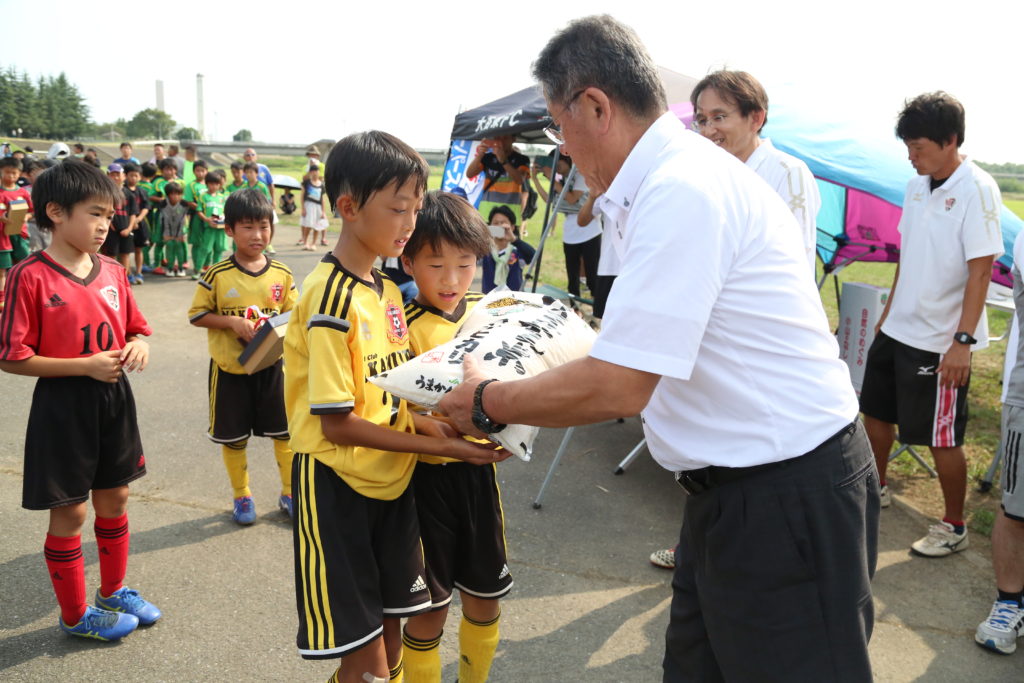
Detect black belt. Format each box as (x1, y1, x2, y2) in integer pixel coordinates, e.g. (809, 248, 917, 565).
(675, 421, 857, 496)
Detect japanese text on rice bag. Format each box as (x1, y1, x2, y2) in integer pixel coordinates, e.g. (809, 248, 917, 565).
(370, 290, 596, 460)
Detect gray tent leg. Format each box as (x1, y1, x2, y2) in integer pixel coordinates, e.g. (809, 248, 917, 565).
(614, 439, 647, 475)
(889, 440, 938, 478)
(979, 441, 1003, 493)
(533, 427, 575, 509)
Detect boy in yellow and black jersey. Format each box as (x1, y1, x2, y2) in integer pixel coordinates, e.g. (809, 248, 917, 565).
(188, 188, 297, 525)
(398, 191, 511, 683)
(282, 132, 506, 683)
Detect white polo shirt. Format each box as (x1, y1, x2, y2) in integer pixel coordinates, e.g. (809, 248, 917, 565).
(745, 138, 821, 273)
(591, 113, 858, 472)
(881, 158, 1003, 354)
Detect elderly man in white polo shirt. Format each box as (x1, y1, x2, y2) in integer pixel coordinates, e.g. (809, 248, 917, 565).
(439, 15, 878, 681)
(860, 92, 1003, 558)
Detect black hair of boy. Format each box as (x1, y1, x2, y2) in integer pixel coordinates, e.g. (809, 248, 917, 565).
(405, 190, 491, 260)
(140, 163, 157, 179)
(31, 158, 122, 230)
(896, 91, 966, 148)
(229, 161, 243, 172)
(121, 162, 140, 175)
(120, 142, 132, 150)
(224, 188, 274, 229)
(206, 170, 225, 184)
(22, 159, 45, 176)
(165, 182, 183, 196)
(487, 204, 517, 227)
(193, 159, 208, 170)
(0, 157, 23, 172)
(324, 130, 430, 209)
(242, 161, 259, 174)
(158, 158, 177, 172)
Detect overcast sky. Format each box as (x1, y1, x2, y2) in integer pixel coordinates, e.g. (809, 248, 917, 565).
(3, 1, 1021, 163)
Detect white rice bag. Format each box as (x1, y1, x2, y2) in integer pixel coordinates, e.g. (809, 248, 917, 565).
(370, 290, 596, 460)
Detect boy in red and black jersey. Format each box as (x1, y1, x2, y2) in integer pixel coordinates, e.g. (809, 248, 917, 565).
(0, 159, 162, 642)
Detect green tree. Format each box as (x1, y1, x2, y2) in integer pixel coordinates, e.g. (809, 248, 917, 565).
(233, 129, 253, 142)
(175, 126, 200, 140)
(126, 108, 177, 139)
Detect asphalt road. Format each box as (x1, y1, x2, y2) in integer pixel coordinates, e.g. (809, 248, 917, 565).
(0, 237, 1020, 681)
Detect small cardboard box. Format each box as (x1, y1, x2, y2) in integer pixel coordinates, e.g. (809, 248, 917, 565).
(4, 198, 29, 236)
(836, 282, 889, 393)
(238, 311, 290, 374)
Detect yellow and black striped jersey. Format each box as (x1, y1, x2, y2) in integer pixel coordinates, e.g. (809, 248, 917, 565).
(283, 254, 416, 500)
(188, 255, 297, 374)
(404, 293, 484, 465)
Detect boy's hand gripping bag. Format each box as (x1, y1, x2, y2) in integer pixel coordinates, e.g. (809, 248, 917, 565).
(369, 290, 597, 460)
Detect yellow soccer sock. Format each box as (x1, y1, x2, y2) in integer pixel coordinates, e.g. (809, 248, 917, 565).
(459, 611, 500, 683)
(402, 628, 441, 682)
(326, 667, 340, 683)
(273, 438, 293, 496)
(390, 658, 404, 682)
(221, 443, 250, 498)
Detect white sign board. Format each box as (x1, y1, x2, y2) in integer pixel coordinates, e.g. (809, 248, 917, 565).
(837, 282, 889, 393)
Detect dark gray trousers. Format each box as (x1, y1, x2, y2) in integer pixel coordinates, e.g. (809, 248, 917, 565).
(663, 421, 879, 682)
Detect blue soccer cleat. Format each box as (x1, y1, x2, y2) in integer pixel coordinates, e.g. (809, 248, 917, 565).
(60, 604, 139, 641)
(95, 587, 162, 626)
(233, 495, 256, 525)
(278, 494, 294, 519)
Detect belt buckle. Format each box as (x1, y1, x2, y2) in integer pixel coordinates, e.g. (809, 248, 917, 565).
(675, 470, 708, 496)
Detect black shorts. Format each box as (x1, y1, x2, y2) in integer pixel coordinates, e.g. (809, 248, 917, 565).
(859, 332, 969, 447)
(292, 453, 431, 659)
(133, 222, 151, 249)
(102, 228, 135, 257)
(22, 375, 146, 510)
(413, 462, 512, 609)
(208, 359, 289, 444)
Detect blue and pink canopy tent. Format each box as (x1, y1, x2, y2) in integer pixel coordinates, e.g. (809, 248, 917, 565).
(445, 75, 1022, 287)
(670, 85, 1022, 287)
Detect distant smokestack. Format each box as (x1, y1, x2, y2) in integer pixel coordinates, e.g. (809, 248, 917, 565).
(156, 80, 165, 112)
(197, 74, 205, 141)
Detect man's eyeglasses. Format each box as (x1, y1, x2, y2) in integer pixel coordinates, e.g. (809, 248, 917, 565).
(691, 111, 735, 131)
(544, 89, 585, 145)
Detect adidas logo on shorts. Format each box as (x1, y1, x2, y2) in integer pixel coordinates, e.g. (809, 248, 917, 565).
(410, 575, 427, 593)
(498, 564, 510, 580)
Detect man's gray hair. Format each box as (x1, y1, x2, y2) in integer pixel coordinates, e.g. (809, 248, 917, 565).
(532, 15, 667, 120)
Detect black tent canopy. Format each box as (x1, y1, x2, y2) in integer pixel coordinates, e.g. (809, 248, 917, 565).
(448, 67, 699, 143)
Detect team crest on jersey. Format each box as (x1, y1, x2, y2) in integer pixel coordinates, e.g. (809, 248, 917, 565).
(99, 285, 120, 311)
(270, 283, 283, 303)
(384, 300, 408, 343)
(945, 197, 956, 211)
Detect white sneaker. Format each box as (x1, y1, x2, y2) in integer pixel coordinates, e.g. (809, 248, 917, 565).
(880, 484, 891, 508)
(975, 599, 1024, 654)
(911, 521, 969, 557)
(649, 547, 675, 569)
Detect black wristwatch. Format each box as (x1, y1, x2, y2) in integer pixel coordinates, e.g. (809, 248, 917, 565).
(953, 331, 978, 345)
(471, 379, 506, 434)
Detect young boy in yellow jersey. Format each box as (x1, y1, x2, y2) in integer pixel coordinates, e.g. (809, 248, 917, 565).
(188, 188, 297, 523)
(283, 131, 506, 683)
(399, 191, 511, 683)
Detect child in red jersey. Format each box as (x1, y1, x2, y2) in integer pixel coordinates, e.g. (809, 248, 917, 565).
(0, 159, 162, 642)
(0, 156, 33, 311)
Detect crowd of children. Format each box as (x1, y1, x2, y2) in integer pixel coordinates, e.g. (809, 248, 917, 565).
(0, 136, 533, 683)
